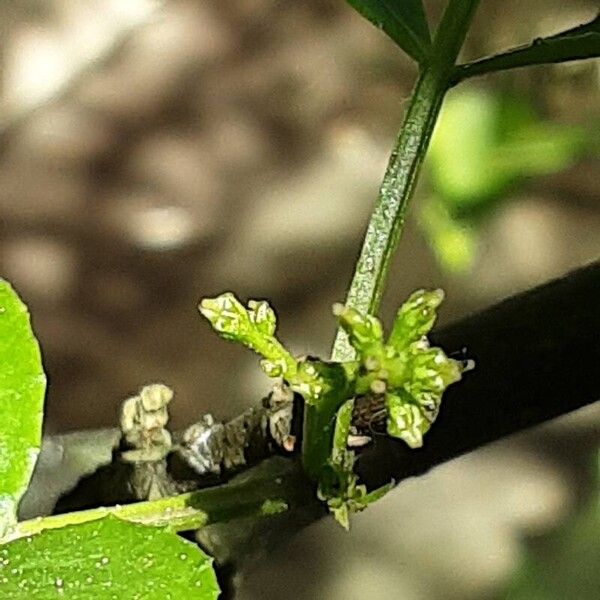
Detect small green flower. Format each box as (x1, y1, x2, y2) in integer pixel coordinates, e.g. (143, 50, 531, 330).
(200, 288, 470, 528)
(335, 289, 465, 447)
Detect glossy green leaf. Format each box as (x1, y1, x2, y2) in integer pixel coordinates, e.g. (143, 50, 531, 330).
(291, 359, 350, 406)
(346, 0, 431, 64)
(0, 279, 46, 532)
(385, 344, 461, 447)
(247, 299, 277, 337)
(0, 515, 220, 599)
(385, 390, 432, 448)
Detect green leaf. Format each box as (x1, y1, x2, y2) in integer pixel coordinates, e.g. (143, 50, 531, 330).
(385, 344, 462, 447)
(418, 196, 477, 273)
(331, 399, 354, 467)
(199, 293, 296, 378)
(346, 0, 431, 64)
(454, 13, 600, 83)
(247, 299, 277, 337)
(291, 359, 350, 406)
(405, 346, 462, 393)
(0, 279, 46, 532)
(422, 87, 591, 273)
(335, 289, 464, 448)
(322, 398, 395, 529)
(388, 288, 445, 351)
(0, 515, 220, 599)
(361, 481, 395, 505)
(333, 303, 383, 357)
(427, 88, 511, 204)
(385, 390, 429, 448)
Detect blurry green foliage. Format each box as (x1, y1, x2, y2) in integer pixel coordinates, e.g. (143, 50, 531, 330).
(420, 87, 594, 273)
(497, 453, 600, 600)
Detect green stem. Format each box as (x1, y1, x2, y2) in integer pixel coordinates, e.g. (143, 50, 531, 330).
(299, 0, 482, 480)
(302, 403, 338, 481)
(302, 388, 348, 481)
(2, 461, 296, 544)
(301, 365, 353, 481)
(330, 68, 444, 364)
(452, 14, 600, 85)
(331, 0, 480, 363)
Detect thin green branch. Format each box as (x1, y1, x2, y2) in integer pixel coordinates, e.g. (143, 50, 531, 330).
(309, 67, 449, 475)
(452, 13, 600, 85)
(301, 0, 481, 482)
(3, 461, 296, 544)
(330, 0, 481, 363)
(5, 495, 209, 543)
(329, 68, 446, 362)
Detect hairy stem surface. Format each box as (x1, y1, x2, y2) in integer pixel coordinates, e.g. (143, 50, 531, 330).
(330, 67, 447, 362)
(302, 1, 481, 479)
(331, 0, 481, 362)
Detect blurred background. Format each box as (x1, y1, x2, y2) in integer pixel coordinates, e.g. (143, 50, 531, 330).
(0, 0, 598, 598)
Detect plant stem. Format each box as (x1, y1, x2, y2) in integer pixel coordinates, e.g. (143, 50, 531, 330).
(298, 0, 482, 480)
(452, 14, 600, 85)
(331, 0, 480, 362)
(2, 459, 297, 544)
(330, 68, 444, 363)
(301, 366, 353, 481)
